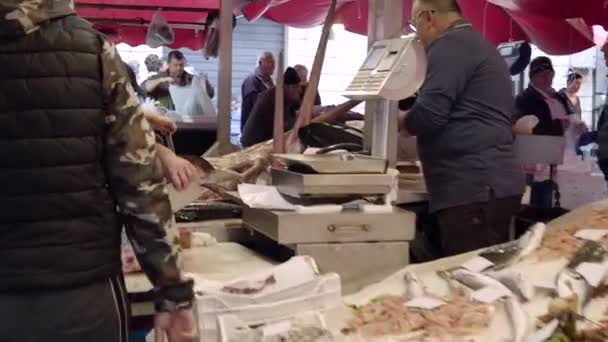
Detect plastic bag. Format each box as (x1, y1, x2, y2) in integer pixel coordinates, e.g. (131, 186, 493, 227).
(146, 10, 174, 48)
(169, 74, 217, 119)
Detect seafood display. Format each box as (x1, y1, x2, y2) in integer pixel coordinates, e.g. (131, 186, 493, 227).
(343, 293, 494, 339)
(479, 222, 546, 269)
(337, 201, 608, 341)
(222, 275, 277, 295)
(536, 207, 608, 260)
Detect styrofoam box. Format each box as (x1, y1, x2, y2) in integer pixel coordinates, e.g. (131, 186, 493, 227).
(199, 273, 342, 341)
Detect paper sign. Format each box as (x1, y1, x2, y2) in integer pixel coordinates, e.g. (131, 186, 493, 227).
(263, 321, 292, 337)
(405, 297, 446, 310)
(576, 262, 607, 288)
(472, 286, 511, 304)
(461, 257, 495, 273)
(575, 229, 608, 241)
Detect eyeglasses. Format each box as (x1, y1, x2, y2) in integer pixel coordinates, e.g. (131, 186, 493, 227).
(408, 10, 435, 34)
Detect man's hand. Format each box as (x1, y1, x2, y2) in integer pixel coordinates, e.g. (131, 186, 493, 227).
(163, 155, 197, 191)
(145, 111, 177, 136)
(145, 77, 174, 92)
(154, 309, 197, 342)
(398, 110, 413, 137)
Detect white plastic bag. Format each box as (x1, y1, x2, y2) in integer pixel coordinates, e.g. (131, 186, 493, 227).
(146, 10, 174, 48)
(191, 74, 217, 117)
(169, 74, 217, 119)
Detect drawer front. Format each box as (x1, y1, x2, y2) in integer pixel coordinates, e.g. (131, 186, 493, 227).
(296, 242, 409, 295)
(243, 208, 416, 244)
(278, 210, 415, 244)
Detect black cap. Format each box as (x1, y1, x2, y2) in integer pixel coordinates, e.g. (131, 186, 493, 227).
(529, 56, 554, 77)
(284, 67, 301, 85)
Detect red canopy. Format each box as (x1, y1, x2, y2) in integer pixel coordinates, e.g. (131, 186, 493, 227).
(242, 0, 608, 55)
(75, 0, 608, 54)
(77, 0, 216, 49)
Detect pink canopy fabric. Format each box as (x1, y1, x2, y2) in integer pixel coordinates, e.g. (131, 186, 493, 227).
(76, 0, 216, 49)
(242, 0, 608, 55)
(75, 0, 608, 54)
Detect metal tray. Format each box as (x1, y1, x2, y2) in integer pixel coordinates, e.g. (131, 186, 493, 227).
(273, 153, 387, 174)
(271, 168, 393, 198)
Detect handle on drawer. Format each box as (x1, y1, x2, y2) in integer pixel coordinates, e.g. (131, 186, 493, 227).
(327, 224, 370, 233)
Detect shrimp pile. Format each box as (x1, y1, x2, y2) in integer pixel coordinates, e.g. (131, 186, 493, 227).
(343, 294, 493, 339)
(535, 208, 608, 260)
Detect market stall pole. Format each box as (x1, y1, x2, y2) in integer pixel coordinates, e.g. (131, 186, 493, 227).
(204, 0, 238, 157)
(363, 0, 403, 166)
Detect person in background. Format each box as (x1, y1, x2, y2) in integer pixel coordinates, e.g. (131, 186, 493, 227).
(293, 64, 322, 106)
(597, 41, 608, 185)
(144, 54, 163, 78)
(399, 0, 524, 257)
(142, 50, 215, 110)
(515, 57, 573, 136)
(124, 62, 197, 190)
(241, 67, 302, 147)
(559, 70, 589, 171)
(0, 1, 195, 341)
(127, 59, 140, 81)
(241, 51, 276, 131)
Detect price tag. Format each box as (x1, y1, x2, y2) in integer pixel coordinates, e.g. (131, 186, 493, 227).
(263, 321, 292, 337)
(405, 297, 446, 310)
(472, 286, 511, 304)
(575, 262, 607, 288)
(575, 229, 608, 241)
(461, 257, 495, 273)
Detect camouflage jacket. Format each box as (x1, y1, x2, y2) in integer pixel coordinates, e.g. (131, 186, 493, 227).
(0, 0, 192, 307)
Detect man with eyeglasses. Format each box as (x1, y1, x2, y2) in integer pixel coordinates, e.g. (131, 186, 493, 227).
(399, 0, 524, 257)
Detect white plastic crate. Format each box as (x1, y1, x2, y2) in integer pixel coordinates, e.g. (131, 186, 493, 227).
(195, 256, 342, 342)
(217, 311, 329, 342)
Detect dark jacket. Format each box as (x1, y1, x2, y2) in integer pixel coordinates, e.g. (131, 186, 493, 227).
(514, 86, 573, 136)
(598, 103, 608, 160)
(241, 87, 298, 147)
(404, 20, 524, 212)
(241, 67, 274, 131)
(0, 15, 121, 291)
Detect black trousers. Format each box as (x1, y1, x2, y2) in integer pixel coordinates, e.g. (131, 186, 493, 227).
(600, 159, 608, 182)
(0, 275, 129, 342)
(435, 195, 522, 257)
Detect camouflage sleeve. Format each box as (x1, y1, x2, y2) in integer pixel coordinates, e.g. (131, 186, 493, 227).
(100, 38, 193, 305)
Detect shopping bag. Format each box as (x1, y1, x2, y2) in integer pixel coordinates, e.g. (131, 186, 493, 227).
(146, 10, 174, 48)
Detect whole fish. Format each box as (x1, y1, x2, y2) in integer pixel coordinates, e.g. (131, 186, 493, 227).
(403, 271, 425, 300)
(479, 223, 546, 270)
(449, 269, 514, 297)
(504, 296, 530, 342)
(566, 240, 608, 270)
(555, 269, 591, 314)
(486, 270, 536, 302)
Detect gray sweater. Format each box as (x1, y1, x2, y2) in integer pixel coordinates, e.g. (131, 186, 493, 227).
(404, 20, 525, 212)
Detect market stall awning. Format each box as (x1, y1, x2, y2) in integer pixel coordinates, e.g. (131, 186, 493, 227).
(76, 0, 219, 49)
(242, 0, 608, 55)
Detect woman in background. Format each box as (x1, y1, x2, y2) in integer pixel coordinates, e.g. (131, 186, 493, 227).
(559, 70, 589, 171)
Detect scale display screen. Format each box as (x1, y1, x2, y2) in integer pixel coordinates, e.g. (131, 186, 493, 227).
(362, 46, 386, 70)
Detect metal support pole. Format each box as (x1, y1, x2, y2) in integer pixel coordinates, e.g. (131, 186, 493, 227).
(215, 0, 234, 155)
(365, 0, 403, 166)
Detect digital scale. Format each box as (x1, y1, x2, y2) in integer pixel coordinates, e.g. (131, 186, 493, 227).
(242, 36, 428, 294)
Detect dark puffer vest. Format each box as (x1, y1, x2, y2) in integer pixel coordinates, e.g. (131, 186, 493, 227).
(0, 15, 121, 291)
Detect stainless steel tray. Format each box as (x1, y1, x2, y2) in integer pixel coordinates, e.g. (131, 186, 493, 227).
(271, 168, 392, 198)
(273, 153, 387, 174)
